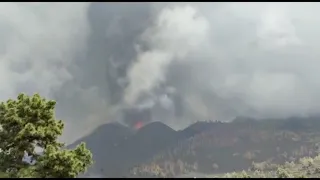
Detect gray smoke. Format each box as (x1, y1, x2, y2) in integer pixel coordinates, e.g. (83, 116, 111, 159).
(125, 4, 209, 106)
(123, 2, 320, 128)
(2, 2, 320, 144)
(0, 3, 91, 143)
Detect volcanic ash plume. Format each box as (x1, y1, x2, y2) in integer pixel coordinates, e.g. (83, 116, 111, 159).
(4, 2, 320, 143)
(121, 2, 320, 126)
(124, 5, 210, 108)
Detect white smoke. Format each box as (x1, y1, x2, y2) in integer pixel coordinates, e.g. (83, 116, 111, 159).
(124, 5, 209, 107)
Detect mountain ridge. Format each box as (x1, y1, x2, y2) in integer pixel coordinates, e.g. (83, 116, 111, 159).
(70, 117, 320, 177)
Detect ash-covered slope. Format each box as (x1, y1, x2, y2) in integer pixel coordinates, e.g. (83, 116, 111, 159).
(123, 122, 181, 158)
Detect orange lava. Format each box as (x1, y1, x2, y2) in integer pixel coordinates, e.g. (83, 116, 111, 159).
(134, 121, 144, 130)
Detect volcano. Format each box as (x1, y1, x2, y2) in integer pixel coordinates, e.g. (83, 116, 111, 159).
(134, 121, 144, 130)
(69, 121, 192, 177)
(122, 107, 152, 129)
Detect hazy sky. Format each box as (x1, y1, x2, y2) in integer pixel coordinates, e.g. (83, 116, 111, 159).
(2, 2, 320, 143)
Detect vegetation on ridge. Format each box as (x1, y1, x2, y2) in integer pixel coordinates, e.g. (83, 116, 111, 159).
(220, 154, 320, 178)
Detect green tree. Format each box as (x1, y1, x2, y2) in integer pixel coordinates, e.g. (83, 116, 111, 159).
(0, 93, 93, 178)
(224, 171, 251, 178)
(276, 167, 294, 178)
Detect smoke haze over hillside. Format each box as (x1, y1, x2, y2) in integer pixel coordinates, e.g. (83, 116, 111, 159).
(2, 2, 320, 143)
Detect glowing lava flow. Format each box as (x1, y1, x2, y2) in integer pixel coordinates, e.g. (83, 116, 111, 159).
(134, 121, 144, 130)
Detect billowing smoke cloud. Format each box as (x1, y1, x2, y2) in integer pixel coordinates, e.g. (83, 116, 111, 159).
(3, 2, 320, 144)
(124, 5, 209, 106)
(123, 2, 320, 128)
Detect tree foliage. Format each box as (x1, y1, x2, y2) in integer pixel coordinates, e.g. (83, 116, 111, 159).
(0, 93, 93, 178)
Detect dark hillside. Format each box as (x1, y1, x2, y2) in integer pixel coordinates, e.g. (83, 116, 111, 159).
(67, 122, 133, 176)
(130, 118, 320, 177)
